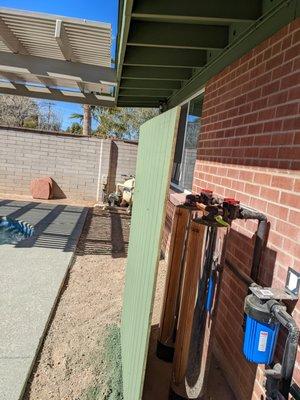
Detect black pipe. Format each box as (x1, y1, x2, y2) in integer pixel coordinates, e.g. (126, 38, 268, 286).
(270, 303, 300, 398)
(225, 258, 255, 286)
(235, 206, 269, 283)
(251, 220, 269, 282)
(224, 219, 269, 287)
(238, 207, 267, 221)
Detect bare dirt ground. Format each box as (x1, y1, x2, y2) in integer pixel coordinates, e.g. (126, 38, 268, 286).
(23, 208, 130, 400)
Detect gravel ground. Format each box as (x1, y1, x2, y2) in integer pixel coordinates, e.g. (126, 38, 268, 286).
(23, 208, 130, 400)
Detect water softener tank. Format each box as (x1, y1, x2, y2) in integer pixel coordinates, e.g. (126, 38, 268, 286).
(243, 294, 280, 364)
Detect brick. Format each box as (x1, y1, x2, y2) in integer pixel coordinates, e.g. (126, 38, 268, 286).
(280, 192, 300, 209)
(276, 102, 298, 117)
(246, 87, 263, 102)
(262, 80, 280, 96)
(259, 146, 278, 159)
(272, 60, 293, 80)
(258, 107, 277, 120)
(276, 249, 296, 267)
(260, 186, 280, 202)
(231, 180, 245, 192)
(283, 238, 300, 260)
(239, 170, 254, 182)
(278, 146, 300, 160)
(280, 71, 300, 90)
(293, 56, 300, 72)
(250, 197, 267, 213)
(272, 41, 282, 56)
(271, 132, 294, 146)
(288, 86, 300, 101)
(253, 172, 271, 187)
(271, 175, 294, 190)
(282, 117, 300, 131)
(253, 134, 271, 146)
(284, 43, 300, 62)
(268, 230, 284, 248)
(263, 119, 282, 132)
(248, 123, 265, 136)
(294, 179, 300, 192)
(268, 90, 289, 106)
(243, 146, 260, 158)
(245, 183, 260, 196)
(266, 53, 284, 70)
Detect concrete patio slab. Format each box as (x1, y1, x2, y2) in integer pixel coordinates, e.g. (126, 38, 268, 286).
(0, 200, 88, 400)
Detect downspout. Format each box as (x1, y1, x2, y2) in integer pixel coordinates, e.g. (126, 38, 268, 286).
(96, 139, 104, 203)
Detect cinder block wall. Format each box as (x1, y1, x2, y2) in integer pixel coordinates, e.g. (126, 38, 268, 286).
(0, 128, 138, 202)
(193, 19, 300, 400)
(106, 140, 138, 194)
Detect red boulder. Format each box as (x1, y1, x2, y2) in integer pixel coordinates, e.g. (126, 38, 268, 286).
(30, 177, 54, 200)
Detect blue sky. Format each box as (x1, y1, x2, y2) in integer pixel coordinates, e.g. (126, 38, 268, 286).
(1, 0, 119, 129)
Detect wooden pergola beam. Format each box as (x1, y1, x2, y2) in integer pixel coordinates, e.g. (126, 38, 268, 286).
(0, 81, 116, 106)
(0, 16, 28, 54)
(0, 51, 116, 85)
(55, 19, 77, 62)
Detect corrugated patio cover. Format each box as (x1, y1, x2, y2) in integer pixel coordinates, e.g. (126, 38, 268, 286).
(121, 107, 180, 400)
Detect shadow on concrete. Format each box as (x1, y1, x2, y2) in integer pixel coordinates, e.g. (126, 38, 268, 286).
(4, 201, 39, 219)
(0, 200, 87, 252)
(0, 199, 17, 208)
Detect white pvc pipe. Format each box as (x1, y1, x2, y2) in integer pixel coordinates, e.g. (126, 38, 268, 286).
(96, 139, 104, 203)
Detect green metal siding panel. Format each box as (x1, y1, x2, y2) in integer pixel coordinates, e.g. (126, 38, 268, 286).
(121, 107, 180, 400)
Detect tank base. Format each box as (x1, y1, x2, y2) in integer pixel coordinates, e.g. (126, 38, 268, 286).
(169, 388, 204, 400)
(169, 389, 185, 400)
(156, 340, 174, 362)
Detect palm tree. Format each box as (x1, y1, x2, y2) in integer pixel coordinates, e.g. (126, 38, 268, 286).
(82, 104, 91, 136)
(70, 105, 95, 136)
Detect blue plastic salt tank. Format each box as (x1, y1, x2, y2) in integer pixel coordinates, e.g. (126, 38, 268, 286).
(243, 294, 280, 365)
(205, 274, 215, 312)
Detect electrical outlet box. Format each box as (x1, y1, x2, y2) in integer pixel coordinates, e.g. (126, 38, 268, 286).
(285, 267, 300, 297)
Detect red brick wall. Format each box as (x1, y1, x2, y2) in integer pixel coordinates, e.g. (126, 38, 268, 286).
(193, 19, 300, 399)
